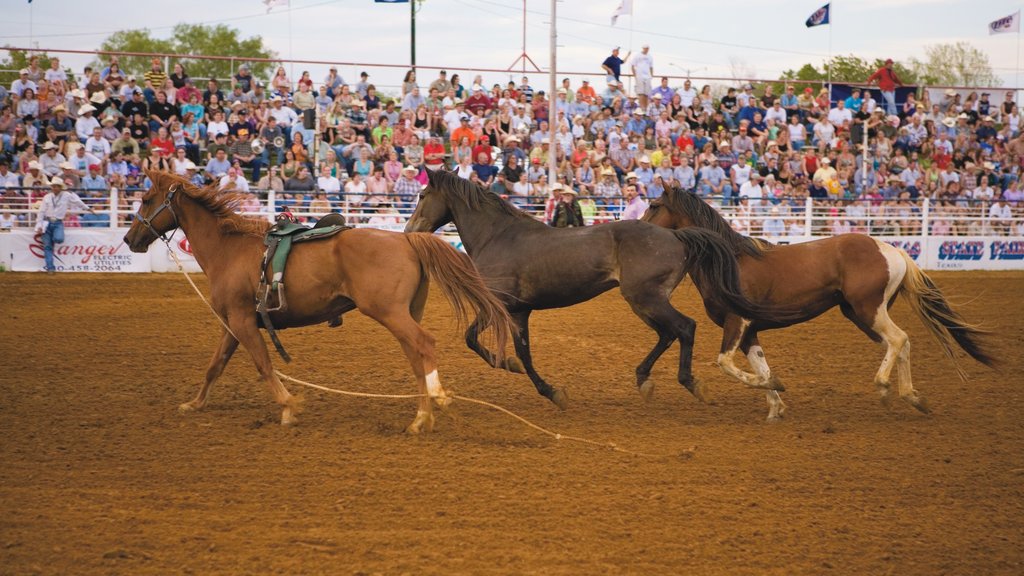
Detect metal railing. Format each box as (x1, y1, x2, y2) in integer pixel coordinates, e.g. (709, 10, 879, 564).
(2, 187, 1022, 239)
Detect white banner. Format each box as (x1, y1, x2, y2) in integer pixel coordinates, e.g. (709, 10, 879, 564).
(4, 229, 150, 272)
(990, 11, 1020, 35)
(926, 236, 1024, 270)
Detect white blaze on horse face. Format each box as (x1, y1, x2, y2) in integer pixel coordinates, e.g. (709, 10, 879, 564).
(425, 369, 442, 397)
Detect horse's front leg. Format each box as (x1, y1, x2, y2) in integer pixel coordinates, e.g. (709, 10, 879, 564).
(511, 311, 568, 410)
(179, 329, 239, 413)
(229, 312, 300, 425)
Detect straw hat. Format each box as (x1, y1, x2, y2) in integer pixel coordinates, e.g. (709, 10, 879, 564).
(89, 92, 108, 104)
(78, 104, 96, 114)
(49, 177, 66, 188)
(402, 165, 418, 174)
(52, 105, 66, 113)
(941, 117, 956, 128)
(28, 160, 43, 171)
(944, 89, 956, 97)
(59, 162, 75, 170)
(625, 171, 638, 180)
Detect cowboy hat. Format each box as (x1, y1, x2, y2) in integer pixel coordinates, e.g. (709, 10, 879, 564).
(625, 171, 638, 180)
(944, 89, 956, 96)
(42, 141, 57, 150)
(89, 92, 108, 104)
(27, 161, 43, 171)
(78, 104, 96, 114)
(941, 117, 956, 128)
(49, 176, 66, 188)
(402, 165, 419, 174)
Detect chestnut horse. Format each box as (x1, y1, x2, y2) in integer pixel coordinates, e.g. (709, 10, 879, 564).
(406, 170, 805, 409)
(643, 187, 996, 421)
(124, 171, 515, 433)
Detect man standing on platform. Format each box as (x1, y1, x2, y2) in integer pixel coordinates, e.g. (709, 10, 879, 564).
(866, 58, 904, 116)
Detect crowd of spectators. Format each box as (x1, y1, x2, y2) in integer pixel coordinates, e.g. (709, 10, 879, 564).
(1, 50, 1023, 235)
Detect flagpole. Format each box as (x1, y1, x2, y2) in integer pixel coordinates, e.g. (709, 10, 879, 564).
(288, 5, 294, 85)
(827, 2, 833, 104)
(1016, 15, 1020, 94)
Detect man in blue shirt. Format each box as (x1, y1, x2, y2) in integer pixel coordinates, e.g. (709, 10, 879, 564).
(601, 47, 631, 84)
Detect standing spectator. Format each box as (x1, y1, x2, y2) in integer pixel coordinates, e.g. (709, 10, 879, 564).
(631, 44, 654, 109)
(866, 58, 904, 116)
(601, 47, 630, 85)
(549, 184, 584, 227)
(355, 71, 371, 99)
(35, 177, 95, 273)
(429, 70, 451, 95)
(142, 59, 168, 104)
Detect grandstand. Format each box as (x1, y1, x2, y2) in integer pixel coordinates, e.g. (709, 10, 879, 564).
(2, 48, 1023, 239)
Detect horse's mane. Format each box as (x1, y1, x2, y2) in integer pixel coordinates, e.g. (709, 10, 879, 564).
(662, 187, 768, 258)
(148, 170, 270, 237)
(427, 169, 537, 221)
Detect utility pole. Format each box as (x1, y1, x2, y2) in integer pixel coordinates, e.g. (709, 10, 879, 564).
(411, 0, 417, 70)
(548, 0, 557, 188)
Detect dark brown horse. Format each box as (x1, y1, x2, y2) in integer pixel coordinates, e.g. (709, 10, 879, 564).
(643, 186, 997, 420)
(405, 169, 803, 409)
(123, 171, 515, 433)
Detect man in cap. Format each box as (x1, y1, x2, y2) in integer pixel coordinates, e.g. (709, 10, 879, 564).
(230, 128, 264, 181)
(601, 46, 631, 85)
(576, 78, 597, 105)
(58, 161, 81, 189)
(11, 69, 37, 98)
(866, 58, 903, 116)
(631, 44, 654, 109)
(35, 176, 95, 273)
(450, 113, 476, 146)
(112, 127, 140, 160)
(268, 95, 298, 144)
(465, 85, 492, 115)
(430, 70, 451, 95)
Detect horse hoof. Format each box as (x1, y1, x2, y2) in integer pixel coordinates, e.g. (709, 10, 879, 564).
(550, 388, 569, 411)
(639, 381, 655, 403)
(766, 375, 785, 392)
(906, 394, 931, 414)
(879, 392, 894, 411)
(178, 400, 203, 413)
(766, 414, 783, 424)
(687, 379, 710, 404)
(406, 412, 435, 434)
(433, 394, 453, 410)
(281, 410, 298, 426)
(504, 357, 526, 374)
(327, 316, 343, 328)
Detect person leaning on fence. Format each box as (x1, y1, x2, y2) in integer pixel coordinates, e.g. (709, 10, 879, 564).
(549, 183, 584, 228)
(35, 177, 95, 274)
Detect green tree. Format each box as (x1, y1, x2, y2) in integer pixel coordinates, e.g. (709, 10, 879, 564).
(0, 48, 76, 92)
(93, 24, 277, 84)
(779, 56, 918, 88)
(908, 42, 1000, 87)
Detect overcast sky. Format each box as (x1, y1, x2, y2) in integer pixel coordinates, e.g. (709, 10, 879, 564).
(3, 0, 1023, 94)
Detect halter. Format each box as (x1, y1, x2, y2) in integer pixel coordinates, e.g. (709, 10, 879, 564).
(137, 184, 180, 243)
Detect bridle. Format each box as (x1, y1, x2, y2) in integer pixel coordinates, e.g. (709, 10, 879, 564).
(136, 184, 180, 243)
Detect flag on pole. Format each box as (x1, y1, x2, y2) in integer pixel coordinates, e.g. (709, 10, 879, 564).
(611, 0, 633, 26)
(805, 3, 830, 28)
(989, 11, 1020, 35)
(264, 0, 289, 13)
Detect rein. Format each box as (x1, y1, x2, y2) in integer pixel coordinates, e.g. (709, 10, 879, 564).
(137, 185, 180, 242)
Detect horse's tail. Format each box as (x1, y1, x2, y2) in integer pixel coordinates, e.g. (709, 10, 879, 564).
(896, 249, 998, 380)
(405, 233, 516, 366)
(672, 228, 804, 324)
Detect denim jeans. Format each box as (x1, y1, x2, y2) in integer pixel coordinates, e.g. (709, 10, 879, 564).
(882, 91, 897, 116)
(41, 219, 65, 271)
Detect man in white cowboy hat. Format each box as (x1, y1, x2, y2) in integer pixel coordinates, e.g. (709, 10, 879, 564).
(34, 176, 95, 273)
(393, 164, 422, 205)
(39, 141, 66, 177)
(75, 103, 100, 140)
(23, 160, 48, 189)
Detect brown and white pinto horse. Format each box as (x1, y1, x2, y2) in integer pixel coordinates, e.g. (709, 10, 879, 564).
(124, 171, 515, 433)
(643, 187, 997, 421)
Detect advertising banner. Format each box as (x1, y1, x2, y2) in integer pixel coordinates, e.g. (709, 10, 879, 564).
(4, 229, 149, 272)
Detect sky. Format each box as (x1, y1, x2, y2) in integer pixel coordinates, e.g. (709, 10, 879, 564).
(2, 0, 1023, 94)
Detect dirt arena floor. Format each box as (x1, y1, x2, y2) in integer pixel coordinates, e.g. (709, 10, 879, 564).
(1, 270, 1022, 575)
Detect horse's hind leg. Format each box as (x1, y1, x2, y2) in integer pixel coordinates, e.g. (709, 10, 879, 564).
(626, 293, 705, 402)
(180, 330, 239, 413)
(873, 308, 928, 413)
(510, 311, 568, 410)
(465, 320, 525, 373)
(372, 307, 448, 434)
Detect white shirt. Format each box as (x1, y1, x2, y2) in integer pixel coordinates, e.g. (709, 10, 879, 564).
(45, 68, 67, 85)
(219, 174, 250, 193)
(207, 121, 229, 139)
(317, 175, 341, 194)
(84, 136, 111, 159)
(738, 181, 763, 200)
(631, 53, 654, 80)
(827, 106, 852, 126)
(765, 106, 787, 124)
(0, 170, 19, 188)
(678, 87, 697, 107)
(344, 180, 366, 204)
(731, 164, 752, 187)
(75, 116, 100, 141)
(35, 190, 90, 230)
(990, 202, 1012, 220)
(269, 105, 298, 128)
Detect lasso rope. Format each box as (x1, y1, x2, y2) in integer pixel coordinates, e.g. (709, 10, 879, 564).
(164, 246, 693, 461)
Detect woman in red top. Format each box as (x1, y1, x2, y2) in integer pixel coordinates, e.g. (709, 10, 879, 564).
(149, 126, 176, 157)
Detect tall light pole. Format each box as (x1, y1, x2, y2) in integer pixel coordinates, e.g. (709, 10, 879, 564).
(548, 0, 558, 188)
